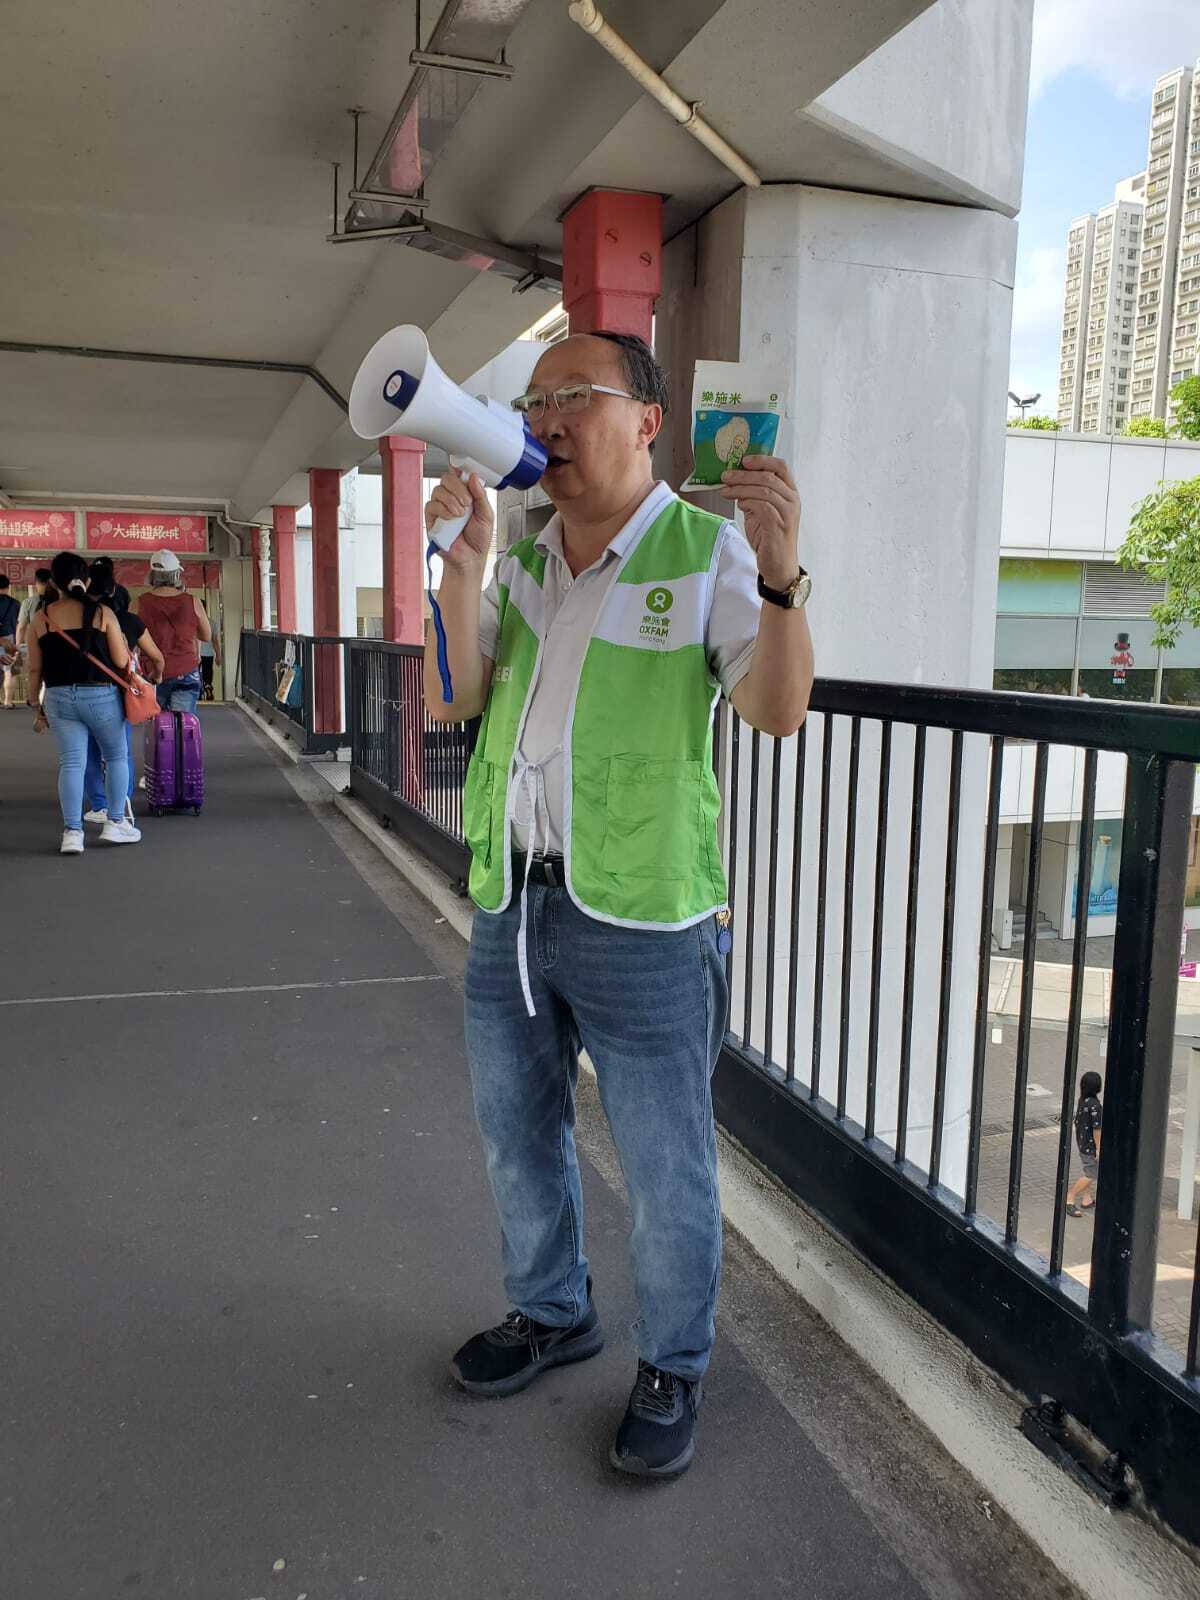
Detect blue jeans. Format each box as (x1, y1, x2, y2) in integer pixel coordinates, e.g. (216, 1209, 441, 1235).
(85, 720, 135, 812)
(157, 670, 201, 713)
(464, 890, 728, 1382)
(43, 684, 129, 832)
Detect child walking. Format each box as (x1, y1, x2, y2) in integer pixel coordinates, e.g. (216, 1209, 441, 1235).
(1066, 1071, 1103, 1218)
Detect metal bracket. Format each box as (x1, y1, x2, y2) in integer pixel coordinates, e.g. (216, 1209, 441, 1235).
(1020, 1400, 1133, 1510)
(409, 49, 514, 79)
(348, 188, 430, 210)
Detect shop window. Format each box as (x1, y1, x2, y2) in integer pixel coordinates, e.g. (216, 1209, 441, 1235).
(1077, 618, 1159, 702)
(993, 666, 1075, 695)
(996, 560, 1083, 616)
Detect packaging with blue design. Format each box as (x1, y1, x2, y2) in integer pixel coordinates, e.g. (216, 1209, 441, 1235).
(681, 360, 787, 490)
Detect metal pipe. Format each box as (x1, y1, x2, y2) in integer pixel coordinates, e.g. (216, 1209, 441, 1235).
(0, 339, 349, 413)
(567, 0, 761, 190)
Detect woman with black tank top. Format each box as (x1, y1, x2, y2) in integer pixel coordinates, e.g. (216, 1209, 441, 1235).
(24, 551, 142, 854)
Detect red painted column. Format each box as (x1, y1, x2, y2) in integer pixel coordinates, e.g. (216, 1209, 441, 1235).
(379, 434, 427, 806)
(380, 434, 426, 645)
(273, 505, 298, 635)
(309, 467, 342, 733)
(562, 190, 663, 340)
(250, 529, 264, 629)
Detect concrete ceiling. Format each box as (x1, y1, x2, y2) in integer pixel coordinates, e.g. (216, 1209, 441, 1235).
(1, 0, 947, 521)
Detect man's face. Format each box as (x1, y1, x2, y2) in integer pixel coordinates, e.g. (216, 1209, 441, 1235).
(524, 336, 659, 507)
(35, 580, 47, 595)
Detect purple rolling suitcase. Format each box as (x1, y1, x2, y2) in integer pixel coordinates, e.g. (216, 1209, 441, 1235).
(144, 710, 204, 815)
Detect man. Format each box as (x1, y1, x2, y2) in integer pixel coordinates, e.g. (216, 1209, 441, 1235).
(424, 331, 813, 1480)
(0, 576, 19, 707)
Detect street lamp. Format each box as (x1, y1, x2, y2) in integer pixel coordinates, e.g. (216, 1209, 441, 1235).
(1008, 390, 1041, 422)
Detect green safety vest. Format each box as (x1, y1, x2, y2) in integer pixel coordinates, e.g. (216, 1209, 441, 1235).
(463, 491, 730, 927)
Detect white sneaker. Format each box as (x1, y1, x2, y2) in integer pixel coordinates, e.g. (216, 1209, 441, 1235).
(100, 819, 142, 846)
(60, 829, 85, 855)
(83, 808, 108, 824)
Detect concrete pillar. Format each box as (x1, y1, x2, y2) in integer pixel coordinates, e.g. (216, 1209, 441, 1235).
(380, 434, 426, 645)
(309, 467, 342, 732)
(658, 184, 1016, 1195)
(273, 505, 298, 635)
(562, 190, 662, 340)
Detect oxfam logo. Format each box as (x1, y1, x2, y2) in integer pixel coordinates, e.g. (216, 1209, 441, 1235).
(646, 586, 674, 614)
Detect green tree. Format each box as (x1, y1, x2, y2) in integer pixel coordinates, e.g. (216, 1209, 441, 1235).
(1116, 474, 1200, 649)
(1008, 415, 1060, 430)
(1123, 415, 1168, 438)
(1169, 376, 1200, 441)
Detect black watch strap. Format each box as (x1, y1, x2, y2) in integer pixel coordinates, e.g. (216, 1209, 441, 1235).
(756, 568, 810, 609)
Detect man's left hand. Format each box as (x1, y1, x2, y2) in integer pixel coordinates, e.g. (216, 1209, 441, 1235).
(720, 455, 802, 590)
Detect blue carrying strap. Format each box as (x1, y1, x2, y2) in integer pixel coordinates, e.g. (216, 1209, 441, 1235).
(426, 540, 453, 704)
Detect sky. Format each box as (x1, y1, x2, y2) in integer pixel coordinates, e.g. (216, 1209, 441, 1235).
(1008, 0, 1200, 412)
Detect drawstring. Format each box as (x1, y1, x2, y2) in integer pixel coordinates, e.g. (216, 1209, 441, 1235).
(511, 753, 561, 1019)
(426, 541, 453, 704)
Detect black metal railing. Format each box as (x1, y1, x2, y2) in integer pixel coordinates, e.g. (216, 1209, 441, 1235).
(266, 636, 1200, 1547)
(714, 682, 1200, 1547)
(240, 629, 355, 755)
(346, 640, 477, 885)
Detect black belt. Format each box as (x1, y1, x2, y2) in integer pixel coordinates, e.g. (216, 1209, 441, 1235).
(512, 850, 566, 888)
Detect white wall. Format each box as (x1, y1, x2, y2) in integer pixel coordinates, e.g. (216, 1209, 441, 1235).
(1001, 430, 1200, 559)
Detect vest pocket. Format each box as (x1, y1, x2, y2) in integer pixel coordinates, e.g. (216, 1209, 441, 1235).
(601, 756, 703, 883)
(463, 756, 495, 869)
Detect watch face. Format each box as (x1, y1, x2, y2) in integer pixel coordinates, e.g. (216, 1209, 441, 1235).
(792, 573, 812, 607)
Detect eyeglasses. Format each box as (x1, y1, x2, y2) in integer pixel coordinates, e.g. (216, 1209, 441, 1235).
(510, 381, 634, 422)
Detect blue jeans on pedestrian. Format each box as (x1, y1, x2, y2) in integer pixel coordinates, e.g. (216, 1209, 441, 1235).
(84, 720, 135, 812)
(43, 684, 129, 832)
(157, 670, 201, 713)
(464, 889, 728, 1382)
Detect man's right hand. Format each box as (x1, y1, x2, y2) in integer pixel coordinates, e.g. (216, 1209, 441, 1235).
(424, 470, 493, 571)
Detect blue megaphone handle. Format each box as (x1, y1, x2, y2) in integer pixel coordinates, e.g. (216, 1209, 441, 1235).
(426, 540, 454, 704)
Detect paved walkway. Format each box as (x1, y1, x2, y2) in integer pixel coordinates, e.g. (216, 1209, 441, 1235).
(0, 708, 1080, 1600)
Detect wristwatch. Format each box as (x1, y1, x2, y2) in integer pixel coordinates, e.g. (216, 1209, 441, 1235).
(757, 566, 812, 610)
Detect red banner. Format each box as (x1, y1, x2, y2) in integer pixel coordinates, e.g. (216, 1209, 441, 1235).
(0, 509, 76, 549)
(85, 513, 208, 552)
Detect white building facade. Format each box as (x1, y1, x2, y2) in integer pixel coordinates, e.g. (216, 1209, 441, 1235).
(996, 427, 1200, 943)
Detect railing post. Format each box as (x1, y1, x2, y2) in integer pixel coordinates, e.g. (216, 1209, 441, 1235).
(1088, 754, 1193, 1333)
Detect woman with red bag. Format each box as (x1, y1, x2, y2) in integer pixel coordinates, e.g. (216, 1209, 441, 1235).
(24, 551, 142, 854)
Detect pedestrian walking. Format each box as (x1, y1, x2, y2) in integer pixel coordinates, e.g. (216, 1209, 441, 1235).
(137, 549, 213, 712)
(23, 552, 142, 853)
(427, 331, 813, 1478)
(1066, 1071, 1104, 1217)
(80, 559, 165, 825)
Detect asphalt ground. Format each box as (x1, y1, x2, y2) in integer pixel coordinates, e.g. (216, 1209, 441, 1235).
(0, 707, 1080, 1600)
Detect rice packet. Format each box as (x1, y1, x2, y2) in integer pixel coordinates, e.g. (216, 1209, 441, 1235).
(681, 360, 786, 490)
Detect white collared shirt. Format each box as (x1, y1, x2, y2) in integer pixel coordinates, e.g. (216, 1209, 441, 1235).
(477, 481, 763, 854)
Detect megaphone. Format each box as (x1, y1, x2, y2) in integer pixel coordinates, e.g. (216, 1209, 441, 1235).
(349, 324, 547, 551)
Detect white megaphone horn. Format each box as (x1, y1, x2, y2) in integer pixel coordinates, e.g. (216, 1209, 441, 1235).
(349, 324, 547, 551)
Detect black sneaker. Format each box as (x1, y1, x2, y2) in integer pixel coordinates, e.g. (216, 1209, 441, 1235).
(610, 1360, 702, 1478)
(449, 1280, 604, 1397)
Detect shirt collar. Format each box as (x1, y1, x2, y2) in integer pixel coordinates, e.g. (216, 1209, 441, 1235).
(533, 480, 675, 567)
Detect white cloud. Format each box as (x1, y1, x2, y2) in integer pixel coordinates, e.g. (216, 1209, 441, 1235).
(1031, 0, 1199, 101)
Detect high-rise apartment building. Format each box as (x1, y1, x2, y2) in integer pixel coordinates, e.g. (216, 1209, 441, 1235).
(1056, 183, 1142, 434)
(1056, 61, 1200, 433)
(1130, 65, 1197, 421)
